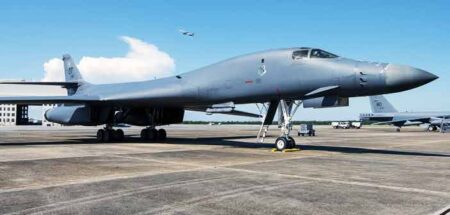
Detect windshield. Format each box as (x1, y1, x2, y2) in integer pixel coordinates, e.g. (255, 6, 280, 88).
(292, 49, 309, 60)
(310, 49, 338, 58)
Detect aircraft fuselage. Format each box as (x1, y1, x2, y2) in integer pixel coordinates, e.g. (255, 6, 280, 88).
(78, 48, 437, 107)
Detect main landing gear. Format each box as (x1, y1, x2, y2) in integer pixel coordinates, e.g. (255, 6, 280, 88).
(140, 127, 167, 142)
(95, 126, 167, 143)
(428, 125, 438, 132)
(96, 128, 124, 142)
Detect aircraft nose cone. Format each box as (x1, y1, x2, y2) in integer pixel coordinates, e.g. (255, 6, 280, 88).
(384, 64, 438, 92)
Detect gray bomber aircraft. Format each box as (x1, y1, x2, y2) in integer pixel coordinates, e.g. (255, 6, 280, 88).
(0, 47, 438, 150)
(360, 95, 450, 132)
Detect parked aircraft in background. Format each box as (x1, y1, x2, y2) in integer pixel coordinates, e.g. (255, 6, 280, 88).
(360, 95, 449, 132)
(0, 47, 438, 150)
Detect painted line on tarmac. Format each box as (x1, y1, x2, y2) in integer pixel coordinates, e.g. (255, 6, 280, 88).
(432, 204, 450, 215)
(137, 181, 312, 215)
(220, 166, 450, 198)
(388, 139, 450, 149)
(0, 147, 213, 163)
(7, 175, 237, 215)
(112, 153, 328, 170)
(0, 166, 211, 194)
(0, 152, 322, 194)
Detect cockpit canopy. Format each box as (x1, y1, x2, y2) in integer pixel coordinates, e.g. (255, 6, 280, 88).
(292, 48, 338, 60)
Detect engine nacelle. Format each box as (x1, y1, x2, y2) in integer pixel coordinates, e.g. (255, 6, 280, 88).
(46, 105, 185, 126)
(303, 96, 349, 109)
(45, 105, 94, 125)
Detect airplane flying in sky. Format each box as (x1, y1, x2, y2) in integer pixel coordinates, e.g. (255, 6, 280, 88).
(0, 47, 438, 150)
(179, 29, 194, 37)
(360, 95, 450, 132)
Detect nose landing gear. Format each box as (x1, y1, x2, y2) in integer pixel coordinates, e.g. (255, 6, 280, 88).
(275, 136, 296, 151)
(257, 100, 301, 151)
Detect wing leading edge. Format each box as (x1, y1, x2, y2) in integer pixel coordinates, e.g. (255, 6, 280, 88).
(0, 95, 100, 105)
(373, 117, 432, 126)
(0, 81, 79, 88)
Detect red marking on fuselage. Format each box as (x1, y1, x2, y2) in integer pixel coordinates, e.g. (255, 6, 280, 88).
(245, 80, 253, 84)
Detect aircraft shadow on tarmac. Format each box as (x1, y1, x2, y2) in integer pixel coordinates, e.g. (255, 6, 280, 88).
(0, 135, 449, 158)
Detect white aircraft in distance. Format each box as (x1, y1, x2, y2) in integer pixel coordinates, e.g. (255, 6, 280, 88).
(179, 29, 194, 37)
(360, 95, 450, 132)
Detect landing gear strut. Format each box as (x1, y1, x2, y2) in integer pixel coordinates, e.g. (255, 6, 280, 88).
(96, 127, 124, 142)
(257, 100, 301, 151)
(140, 127, 167, 142)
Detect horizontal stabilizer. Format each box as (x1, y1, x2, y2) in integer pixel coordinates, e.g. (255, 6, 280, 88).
(0, 81, 79, 88)
(373, 121, 404, 125)
(373, 117, 431, 125)
(0, 95, 99, 105)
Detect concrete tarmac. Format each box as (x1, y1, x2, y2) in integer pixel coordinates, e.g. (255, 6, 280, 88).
(0, 125, 449, 215)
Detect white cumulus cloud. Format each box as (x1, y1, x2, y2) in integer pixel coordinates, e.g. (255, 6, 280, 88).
(42, 58, 65, 82)
(42, 36, 175, 84)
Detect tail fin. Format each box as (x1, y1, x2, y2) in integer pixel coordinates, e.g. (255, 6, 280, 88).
(370, 95, 398, 113)
(62, 54, 84, 83)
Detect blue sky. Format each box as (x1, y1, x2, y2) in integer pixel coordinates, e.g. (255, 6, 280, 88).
(0, 0, 449, 121)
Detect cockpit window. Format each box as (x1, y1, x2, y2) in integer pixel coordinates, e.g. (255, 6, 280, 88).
(310, 49, 338, 58)
(292, 50, 309, 60)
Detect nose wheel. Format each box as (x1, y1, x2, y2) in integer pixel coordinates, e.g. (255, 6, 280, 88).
(275, 136, 296, 151)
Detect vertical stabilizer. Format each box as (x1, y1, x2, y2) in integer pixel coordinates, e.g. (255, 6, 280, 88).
(62, 54, 86, 95)
(370, 95, 398, 113)
(62, 54, 84, 83)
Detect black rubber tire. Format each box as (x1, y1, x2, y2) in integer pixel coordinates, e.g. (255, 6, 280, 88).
(140, 129, 149, 141)
(103, 130, 112, 142)
(158, 129, 167, 141)
(275, 137, 288, 151)
(288, 136, 296, 148)
(96, 129, 104, 142)
(148, 129, 158, 141)
(115, 129, 124, 141)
